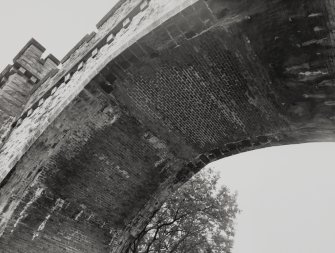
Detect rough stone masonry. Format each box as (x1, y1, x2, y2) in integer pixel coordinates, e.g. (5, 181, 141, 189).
(0, 0, 335, 252)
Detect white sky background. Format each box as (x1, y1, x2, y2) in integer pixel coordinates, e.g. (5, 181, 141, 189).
(210, 143, 335, 253)
(0, 1, 335, 253)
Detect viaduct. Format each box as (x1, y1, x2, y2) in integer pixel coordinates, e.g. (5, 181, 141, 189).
(0, 0, 334, 252)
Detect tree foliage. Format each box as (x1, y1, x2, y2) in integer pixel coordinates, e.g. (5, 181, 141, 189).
(127, 169, 240, 253)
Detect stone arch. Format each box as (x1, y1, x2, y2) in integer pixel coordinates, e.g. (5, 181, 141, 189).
(1, 0, 335, 252)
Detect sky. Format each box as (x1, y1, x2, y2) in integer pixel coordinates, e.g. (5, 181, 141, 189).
(1, 1, 334, 253)
(210, 143, 335, 253)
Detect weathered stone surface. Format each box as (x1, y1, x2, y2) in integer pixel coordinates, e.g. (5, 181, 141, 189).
(1, 0, 335, 252)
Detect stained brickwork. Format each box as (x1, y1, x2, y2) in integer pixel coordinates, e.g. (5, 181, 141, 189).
(110, 28, 287, 150)
(1, 0, 335, 252)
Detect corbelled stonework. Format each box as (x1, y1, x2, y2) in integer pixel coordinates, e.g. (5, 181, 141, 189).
(1, 0, 335, 252)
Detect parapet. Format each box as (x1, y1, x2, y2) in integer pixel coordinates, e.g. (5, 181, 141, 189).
(96, 0, 127, 28)
(0, 38, 60, 87)
(60, 0, 127, 66)
(13, 38, 60, 80)
(0, 39, 60, 146)
(61, 32, 96, 64)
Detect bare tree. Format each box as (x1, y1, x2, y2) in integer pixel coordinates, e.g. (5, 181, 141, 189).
(127, 169, 240, 253)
